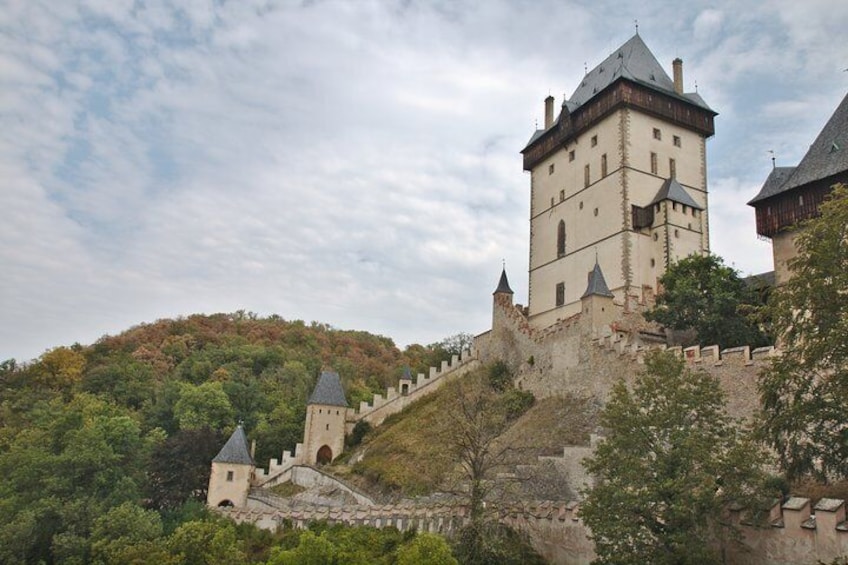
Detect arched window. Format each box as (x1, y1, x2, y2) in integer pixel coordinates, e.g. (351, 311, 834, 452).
(557, 220, 566, 257)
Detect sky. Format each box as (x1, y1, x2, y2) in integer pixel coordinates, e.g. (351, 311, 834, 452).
(2, 0, 848, 362)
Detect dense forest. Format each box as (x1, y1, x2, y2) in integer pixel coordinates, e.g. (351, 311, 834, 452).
(0, 312, 464, 564)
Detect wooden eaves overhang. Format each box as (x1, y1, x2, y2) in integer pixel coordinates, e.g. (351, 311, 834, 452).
(521, 78, 717, 172)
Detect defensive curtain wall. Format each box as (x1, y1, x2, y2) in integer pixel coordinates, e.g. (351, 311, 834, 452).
(253, 349, 480, 488)
(218, 291, 848, 564)
(220, 493, 848, 565)
(475, 286, 771, 421)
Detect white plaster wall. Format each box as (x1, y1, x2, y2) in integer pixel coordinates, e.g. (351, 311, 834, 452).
(302, 404, 347, 465)
(207, 462, 253, 507)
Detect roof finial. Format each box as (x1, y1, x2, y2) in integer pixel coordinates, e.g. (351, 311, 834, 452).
(584, 62, 588, 75)
(534, 118, 538, 129)
(502, 258, 506, 269)
(634, 19, 639, 35)
(768, 150, 776, 169)
(594, 247, 598, 264)
(694, 79, 699, 92)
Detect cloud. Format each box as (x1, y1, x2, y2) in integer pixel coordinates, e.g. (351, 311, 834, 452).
(1, 0, 845, 361)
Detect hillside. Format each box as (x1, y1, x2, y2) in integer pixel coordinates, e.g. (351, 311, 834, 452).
(0, 312, 453, 564)
(332, 364, 600, 502)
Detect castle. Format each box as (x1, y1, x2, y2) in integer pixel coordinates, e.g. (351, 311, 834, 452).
(208, 35, 848, 564)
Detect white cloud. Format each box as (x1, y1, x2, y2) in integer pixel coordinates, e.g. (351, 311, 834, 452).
(1, 0, 845, 361)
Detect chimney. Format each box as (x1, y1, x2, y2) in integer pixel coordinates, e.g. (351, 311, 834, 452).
(544, 95, 554, 129)
(672, 58, 683, 94)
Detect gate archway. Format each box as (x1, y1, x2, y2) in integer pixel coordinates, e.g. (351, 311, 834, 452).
(316, 445, 333, 465)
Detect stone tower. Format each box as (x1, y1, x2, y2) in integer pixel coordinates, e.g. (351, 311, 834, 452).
(521, 34, 716, 329)
(207, 424, 254, 507)
(302, 370, 348, 465)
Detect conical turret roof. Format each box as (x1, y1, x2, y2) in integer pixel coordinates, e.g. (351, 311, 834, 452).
(307, 371, 348, 407)
(212, 424, 254, 465)
(581, 262, 614, 299)
(493, 268, 514, 295)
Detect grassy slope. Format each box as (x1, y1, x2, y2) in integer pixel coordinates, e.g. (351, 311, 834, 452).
(333, 376, 599, 500)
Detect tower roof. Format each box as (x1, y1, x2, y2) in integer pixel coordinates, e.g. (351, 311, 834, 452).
(650, 177, 703, 210)
(581, 262, 614, 299)
(493, 268, 514, 295)
(748, 92, 848, 205)
(568, 34, 712, 111)
(307, 371, 348, 407)
(212, 425, 254, 465)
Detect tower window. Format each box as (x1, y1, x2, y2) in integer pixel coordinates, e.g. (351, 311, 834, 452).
(669, 158, 676, 178)
(584, 164, 590, 187)
(650, 258, 656, 267)
(555, 282, 565, 307)
(674, 229, 680, 238)
(650, 152, 658, 174)
(559, 189, 565, 202)
(550, 197, 554, 207)
(673, 135, 681, 147)
(569, 150, 575, 162)
(549, 163, 555, 175)
(653, 128, 662, 140)
(591, 135, 598, 147)
(594, 207, 599, 217)
(226, 471, 234, 482)
(557, 220, 566, 257)
(601, 154, 608, 177)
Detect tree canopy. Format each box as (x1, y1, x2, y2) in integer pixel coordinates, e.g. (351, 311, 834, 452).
(645, 253, 769, 349)
(758, 184, 848, 481)
(580, 352, 768, 565)
(0, 312, 455, 564)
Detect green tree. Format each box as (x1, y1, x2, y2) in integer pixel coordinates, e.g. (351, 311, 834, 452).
(645, 253, 769, 349)
(580, 352, 767, 565)
(397, 532, 458, 565)
(147, 427, 225, 510)
(442, 365, 536, 565)
(168, 519, 246, 565)
(89, 502, 172, 565)
(266, 530, 335, 565)
(759, 184, 848, 481)
(173, 382, 234, 431)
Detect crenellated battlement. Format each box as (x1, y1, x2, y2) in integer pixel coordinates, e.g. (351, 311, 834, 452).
(218, 494, 848, 564)
(216, 500, 469, 535)
(346, 348, 481, 429)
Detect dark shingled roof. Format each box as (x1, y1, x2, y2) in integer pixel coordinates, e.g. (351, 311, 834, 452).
(524, 36, 713, 154)
(568, 34, 712, 111)
(650, 177, 703, 210)
(747, 167, 796, 205)
(493, 268, 514, 295)
(308, 371, 348, 407)
(743, 271, 776, 290)
(749, 92, 848, 205)
(581, 262, 614, 299)
(212, 425, 254, 465)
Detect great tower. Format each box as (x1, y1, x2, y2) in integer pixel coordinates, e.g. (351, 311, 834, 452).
(521, 35, 716, 328)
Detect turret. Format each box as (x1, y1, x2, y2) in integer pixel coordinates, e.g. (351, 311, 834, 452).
(492, 267, 515, 330)
(207, 424, 255, 508)
(302, 371, 348, 465)
(580, 261, 616, 335)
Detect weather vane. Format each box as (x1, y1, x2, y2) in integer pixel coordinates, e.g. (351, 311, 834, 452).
(768, 150, 776, 168)
(634, 19, 639, 34)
